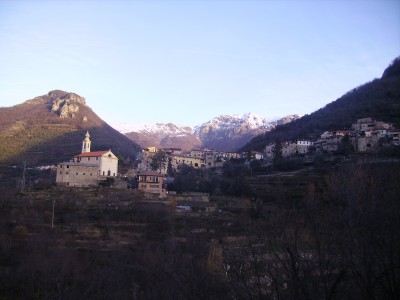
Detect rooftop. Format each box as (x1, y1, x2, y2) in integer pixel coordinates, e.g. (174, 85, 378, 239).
(77, 151, 109, 157)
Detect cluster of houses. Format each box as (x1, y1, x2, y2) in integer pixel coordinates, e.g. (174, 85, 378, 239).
(55, 131, 166, 193)
(55, 117, 398, 191)
(138, 118, 399, 174)
(136, 147, 251, 175)
(265, 118, 399, 159)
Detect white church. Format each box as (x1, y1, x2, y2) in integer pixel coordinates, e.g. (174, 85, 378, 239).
(56, 131, 118, 187)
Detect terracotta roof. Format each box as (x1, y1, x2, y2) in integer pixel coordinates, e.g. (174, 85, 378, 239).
(77, 151, 109, 157)
(138, 171, 164, 176)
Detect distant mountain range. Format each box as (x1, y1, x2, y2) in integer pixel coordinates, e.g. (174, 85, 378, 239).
(0, 90, 140, 165)
(113, 113, 301, 152)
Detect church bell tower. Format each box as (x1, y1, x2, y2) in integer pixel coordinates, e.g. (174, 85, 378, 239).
(82, 131, 91, 153)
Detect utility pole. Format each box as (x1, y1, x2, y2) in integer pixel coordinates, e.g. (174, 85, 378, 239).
(51, 199, 55, 229)
(21, 161, 26, 192)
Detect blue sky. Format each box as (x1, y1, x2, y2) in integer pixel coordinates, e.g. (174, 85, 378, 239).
(0, 0, 399, 127)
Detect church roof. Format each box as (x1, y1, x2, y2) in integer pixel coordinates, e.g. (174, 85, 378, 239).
(77, 151, 109, 157)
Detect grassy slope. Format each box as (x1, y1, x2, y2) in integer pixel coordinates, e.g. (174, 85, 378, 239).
(0, 91, 140, 165)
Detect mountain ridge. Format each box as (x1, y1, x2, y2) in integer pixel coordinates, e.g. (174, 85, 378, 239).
(0, 90, 141, 165)
(240, 57, 400, 152)
(113, 113, 301, 151)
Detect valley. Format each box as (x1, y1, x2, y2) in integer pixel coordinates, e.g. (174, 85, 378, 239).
(1, 160, 399, 299)
(0, 58, 399, 300)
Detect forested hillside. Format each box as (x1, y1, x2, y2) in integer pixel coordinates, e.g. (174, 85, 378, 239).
(242, 57, 400, 151)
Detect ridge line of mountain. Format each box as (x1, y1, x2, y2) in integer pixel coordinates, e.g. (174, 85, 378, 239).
(112, 113, 301, 152)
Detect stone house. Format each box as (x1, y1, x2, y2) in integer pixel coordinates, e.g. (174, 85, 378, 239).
(137, 148, 158, 173)
(171, 154, 206, 170)
(264, 144, 275, 160)
(296, 140, 313, 154)
(356, 133, 380, 153)
(282, 142, 298, 157)
(315, 131, 348, 153)
(56, 131, 118, 187)
(352, 118, 393, 132)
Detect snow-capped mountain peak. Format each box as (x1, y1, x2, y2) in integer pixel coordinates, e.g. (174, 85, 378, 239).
(112, 112, 301, 152)
(112, 122, 192, 135)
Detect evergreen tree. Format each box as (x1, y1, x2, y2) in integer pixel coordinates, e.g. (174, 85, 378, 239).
(167, 156, 174, 176)
(272, 141, 283, 166)
(150, 150, 167, 173)
(337, 134, 354, 156)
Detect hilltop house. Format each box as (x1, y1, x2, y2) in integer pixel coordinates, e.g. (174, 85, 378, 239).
(56, 131, 118, 187)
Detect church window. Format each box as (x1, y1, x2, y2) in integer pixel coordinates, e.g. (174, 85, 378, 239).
(108, 154, 112, 157)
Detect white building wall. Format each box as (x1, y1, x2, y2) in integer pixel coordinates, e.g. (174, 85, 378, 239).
(99, 153, 118, 176)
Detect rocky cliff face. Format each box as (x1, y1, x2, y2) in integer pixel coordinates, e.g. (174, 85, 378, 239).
(51, 92, 86, 118)
(25, 90, 88, 119)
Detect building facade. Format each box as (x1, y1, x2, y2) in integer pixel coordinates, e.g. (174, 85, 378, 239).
(56, 131, 118, 187)
(137, 171, 165, 194)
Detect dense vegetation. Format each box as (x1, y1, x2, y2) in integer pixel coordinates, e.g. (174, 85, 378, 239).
(0, 160, 399, 299)
(0, 90, 140, 165)
(241, 57, 400, 152)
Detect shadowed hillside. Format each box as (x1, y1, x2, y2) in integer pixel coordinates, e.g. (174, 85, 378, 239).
(241, 57, 400, 151)
(0, 90, 140, 165)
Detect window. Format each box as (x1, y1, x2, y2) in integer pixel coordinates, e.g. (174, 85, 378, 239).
(66, 172, 69, 175)
(90, 173, 92, 176)
(88, 157, 90, 161)
(113, 173, 115, 176)
(96, 157, 99, 160)
(59, 172, 62, 174)
(60, 165, 63, 168)
(76, 172, 78, 175)
(83, 173, 85, 175)
(67, 165, 69, 168)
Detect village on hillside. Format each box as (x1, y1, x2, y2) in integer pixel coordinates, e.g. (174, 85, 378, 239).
(53, 117, 399, 194)
(138, 117, 399, 171)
